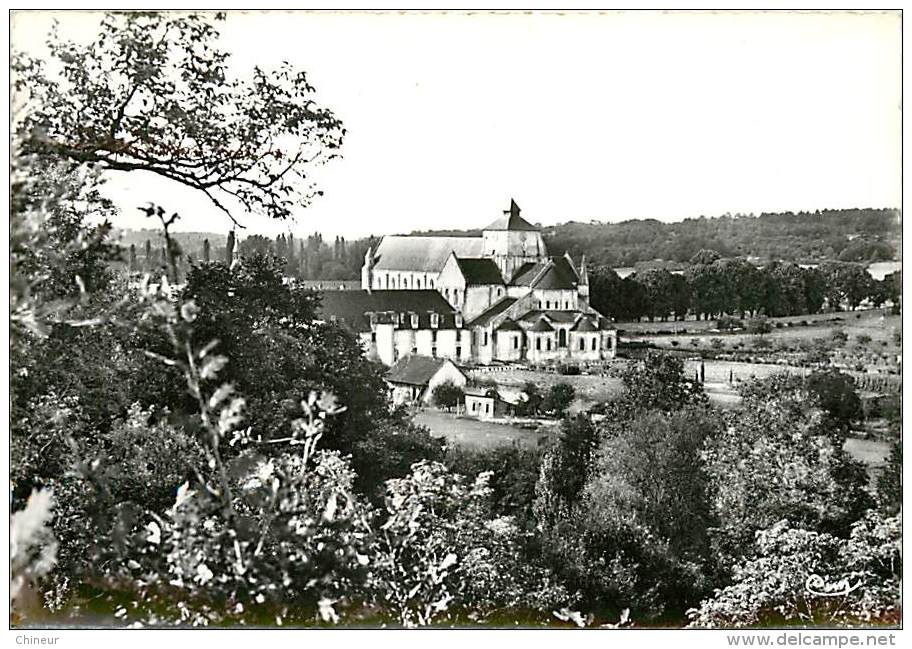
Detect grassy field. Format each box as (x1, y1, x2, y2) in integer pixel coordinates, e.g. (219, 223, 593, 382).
(623, 309, 900, 379)
(467, 367, 624, 412)
(621, 307, 899, 342)
(416, 408, 891, 475)
(415, 409, 556, 450)
(844, 437, 893, 468)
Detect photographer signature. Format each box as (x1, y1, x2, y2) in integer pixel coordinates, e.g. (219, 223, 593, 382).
(804, 574, 863, 597)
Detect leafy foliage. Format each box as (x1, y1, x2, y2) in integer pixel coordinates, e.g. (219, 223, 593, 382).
(10, 489, 58, 618)
(704, 374, 872, 567)
(371, 461, 566, 626)
(432, 381, 465, 411)
(514, 381, 545, 417)
(688, 513, 901, 628)
(13, 12, 343, 223)
(542, 383, 576, 418)
(588, 256, 887, 323)
(875, 443, 901, 517)
(445, 444, 543, 524)
(805, 369, 862, 432)
(617, 352, 707, 413)
(534, 357, 717, 618)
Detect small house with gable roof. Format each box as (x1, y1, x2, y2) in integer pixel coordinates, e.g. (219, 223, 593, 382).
(385, 354, 467, 405)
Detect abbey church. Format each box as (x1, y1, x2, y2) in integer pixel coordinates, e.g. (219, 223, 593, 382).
(319, 200, 617, 366)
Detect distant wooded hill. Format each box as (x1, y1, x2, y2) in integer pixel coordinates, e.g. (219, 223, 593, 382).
(113, 207, 900, 280)
(413, 208, 901, 268)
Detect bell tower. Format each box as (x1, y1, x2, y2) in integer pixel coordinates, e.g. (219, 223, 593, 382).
(482, 199, 547, 281)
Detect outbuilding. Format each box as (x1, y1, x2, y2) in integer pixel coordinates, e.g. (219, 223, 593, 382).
(464, 386, 514, 420)
(385, 354, 467, 405)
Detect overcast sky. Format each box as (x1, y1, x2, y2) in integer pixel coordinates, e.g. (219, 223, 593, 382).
(11, 10, 901, 240)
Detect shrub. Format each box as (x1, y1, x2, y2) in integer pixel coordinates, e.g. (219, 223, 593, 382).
(805, 369, 862, 430)
(715, 316, 743, 332)
(709, 338, 724, 350)
(371, 462, 567, 626)
(855, 333, 872, 346)
(515, 382, 544, 417)
(350, 418, 445, 501)
(444, 444, 543, 523)
(751, 336, 772, 350)
(543, 383, 576, 418)
(433, 381, 464, 411)
(710, 374, 872, 566)
(688, 513, 900, 628)
(876, 443, 901, 516)
(747, 318, 772, 335)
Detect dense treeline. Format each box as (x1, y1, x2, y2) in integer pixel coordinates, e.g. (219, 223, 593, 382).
(117, 230, 376, 281)
(588, 250, 901, 322)
(545, 208, 900, 268)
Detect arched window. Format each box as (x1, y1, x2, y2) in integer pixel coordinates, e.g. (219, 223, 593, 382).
(592, 337, 598, 351)
(558, 329, 567, 347)
(579, 338, 585, 351)
(546, 338, 551, 351)
(536, 337, 541, 351)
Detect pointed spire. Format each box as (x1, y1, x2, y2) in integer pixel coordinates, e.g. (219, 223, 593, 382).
(579, 254, 589, 285)
(485, 199, 537, 231)
(503, 198, 521, 218)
